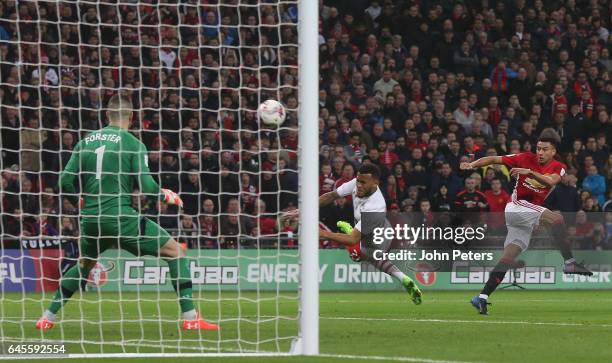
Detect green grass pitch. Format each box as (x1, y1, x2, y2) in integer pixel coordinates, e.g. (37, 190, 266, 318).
(4, 290, 612, 363)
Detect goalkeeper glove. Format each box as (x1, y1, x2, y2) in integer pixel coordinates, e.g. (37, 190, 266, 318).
(337, 221, 353, 234)
(162, 188, 183, 208)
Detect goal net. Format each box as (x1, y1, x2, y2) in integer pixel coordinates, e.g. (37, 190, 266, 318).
(0, 0, 315, 357)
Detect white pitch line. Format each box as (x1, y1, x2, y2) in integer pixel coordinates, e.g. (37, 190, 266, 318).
(1, 353, 293, 360)
(320, 316, 612, 328)
(1, 353, 477, 363)
(318, 353, 478, 363)
(332, 299, 612, 304)
(1, 351, 476, 363)
(0, 338, 477, 363)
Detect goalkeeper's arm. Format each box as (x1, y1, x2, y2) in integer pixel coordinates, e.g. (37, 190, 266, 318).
(59, 143, 80, 206)
(133, 146, 183, 208)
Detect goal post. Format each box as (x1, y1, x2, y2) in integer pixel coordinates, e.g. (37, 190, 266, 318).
(297, 0, 320, 356)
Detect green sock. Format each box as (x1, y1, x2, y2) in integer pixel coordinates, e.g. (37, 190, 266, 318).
(47, 264, 89, 314)
(167, 257, 195, 313)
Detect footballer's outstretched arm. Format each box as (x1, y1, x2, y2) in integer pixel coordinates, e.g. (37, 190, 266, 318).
(460, 156, 503, 170)
(319, 190, 340, 207)
(320, 228, 361, 247)
(281, 190, 341, 219)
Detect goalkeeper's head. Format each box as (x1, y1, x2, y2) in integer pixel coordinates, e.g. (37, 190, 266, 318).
(107, 92, 133, 129)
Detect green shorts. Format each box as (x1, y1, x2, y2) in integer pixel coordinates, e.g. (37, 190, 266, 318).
(79, 216, 172, 258)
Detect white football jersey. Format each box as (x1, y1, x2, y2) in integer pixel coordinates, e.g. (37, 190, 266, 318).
(336, 178, 387, 232)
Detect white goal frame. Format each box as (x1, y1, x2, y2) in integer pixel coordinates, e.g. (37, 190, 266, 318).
(296, 0, 320, 356)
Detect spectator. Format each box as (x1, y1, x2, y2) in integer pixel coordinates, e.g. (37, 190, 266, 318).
(582, 165, 606, 206)
(20, 117, 47, 172)
(373, 69, 398, 98)
(490, 61, 517, 94)
(484, 177, 510, 230)
(546, 174, 581, 213)
(254, 199, 277, 239)
(453, 177, 488, 213)
(180, 170, 202, 216)
(453, 98, 475, 131)
(573, 210, 597, 249)
(343, 132, 365, 165)
(20, 177, 39, 217)
(178, 214, 200, 249)
(453, 41, 479, 74)
(430, 162, 462, 198)
(484, 178, 510, 213)
(157, 202, 178, 231)
(431, 185, 452, 212)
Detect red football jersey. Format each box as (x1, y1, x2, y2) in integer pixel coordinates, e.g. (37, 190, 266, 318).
(501, 152, 566, 206)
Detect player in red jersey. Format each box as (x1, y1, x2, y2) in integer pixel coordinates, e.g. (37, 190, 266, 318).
(460, 129, 593, 315)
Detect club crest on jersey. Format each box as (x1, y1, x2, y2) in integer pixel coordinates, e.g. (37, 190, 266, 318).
(524, 177, 546, 189)
(523, 172, 556, 190)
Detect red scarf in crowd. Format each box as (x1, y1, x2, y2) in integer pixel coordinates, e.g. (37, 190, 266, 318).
(573, 80, 593, 99)
(491, 67, 509, 92)
(552, 94, 568, 115)
(580, 97, 594, 119)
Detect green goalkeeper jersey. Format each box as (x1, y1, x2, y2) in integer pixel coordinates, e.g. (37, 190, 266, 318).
(59, 126, 164, 218)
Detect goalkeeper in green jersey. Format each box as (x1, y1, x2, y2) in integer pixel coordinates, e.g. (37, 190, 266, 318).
(36, 93, 218, 331)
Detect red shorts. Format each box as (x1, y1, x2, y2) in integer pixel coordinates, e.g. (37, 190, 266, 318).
(345, 243, 362, 262)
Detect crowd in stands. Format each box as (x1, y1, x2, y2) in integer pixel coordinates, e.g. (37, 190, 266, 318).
(0, 1, 299, 249)
(0, 1, 611, 250)
(317, 0, 612, 250)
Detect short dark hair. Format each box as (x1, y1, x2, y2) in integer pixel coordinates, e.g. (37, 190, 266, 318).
(358, 163, 380, 180)
(538, 128, 561, 148)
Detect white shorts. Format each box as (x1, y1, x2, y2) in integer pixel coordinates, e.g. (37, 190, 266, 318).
(504, 200, 546, 251)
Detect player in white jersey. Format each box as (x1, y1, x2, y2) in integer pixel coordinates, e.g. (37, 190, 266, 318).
(318, 164, 422, 304)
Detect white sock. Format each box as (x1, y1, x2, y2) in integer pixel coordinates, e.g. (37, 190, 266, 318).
(565, 258, 576, 265)
(42, 310, 56, 322)
(392, 270, 406, 281)
(479, 294, 488, 300)
(182, 309, 197, 320)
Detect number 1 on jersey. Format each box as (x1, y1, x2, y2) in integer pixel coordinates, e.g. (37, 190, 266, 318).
(95, 145, 106, 180)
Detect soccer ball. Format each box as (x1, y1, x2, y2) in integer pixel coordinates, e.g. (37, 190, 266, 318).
(258, 99, 286, 127)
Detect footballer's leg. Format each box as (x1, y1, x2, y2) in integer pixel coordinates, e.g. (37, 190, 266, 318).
(471, 202, 535, 315)
(134, 217, 219, 331)
(37, 221, 104, 329)
(540, 209, 593, 276)
(37, 257, 97, 329)
(337, 221, 422, 305)
(471, 244, 522, 315)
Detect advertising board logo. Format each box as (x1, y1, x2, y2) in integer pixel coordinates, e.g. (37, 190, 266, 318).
(414, 262, 436, 286)
(87, 261, 116, 287)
